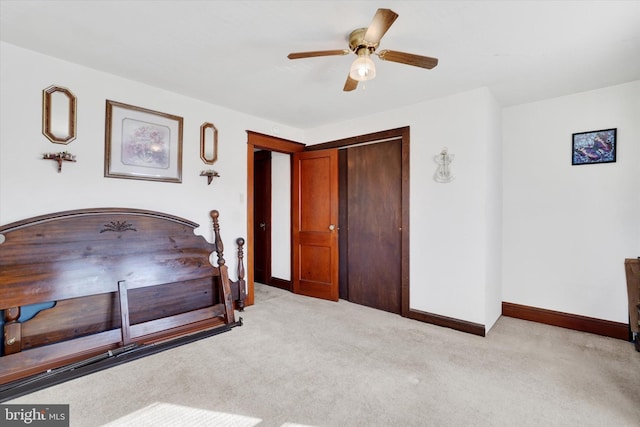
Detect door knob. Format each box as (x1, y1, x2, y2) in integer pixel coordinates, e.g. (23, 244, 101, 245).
(328, 224, 335, 231)
(259, 222, 266, 230)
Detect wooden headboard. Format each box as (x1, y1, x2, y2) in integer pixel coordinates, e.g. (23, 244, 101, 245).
(0, 208, 245, 400)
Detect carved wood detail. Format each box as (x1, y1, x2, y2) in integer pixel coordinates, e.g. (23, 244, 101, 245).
(100, 221, 137, 233)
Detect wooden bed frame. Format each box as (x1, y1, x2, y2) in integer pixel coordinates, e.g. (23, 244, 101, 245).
(0, 208, 246, 401)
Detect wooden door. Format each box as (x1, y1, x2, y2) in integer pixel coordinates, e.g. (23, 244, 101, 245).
(292, 149, 339, 301)
(343, 140, 403, 313)
(253, 150, 271, 284)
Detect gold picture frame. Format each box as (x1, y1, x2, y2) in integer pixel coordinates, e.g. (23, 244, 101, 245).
(105, 100, 183, 183)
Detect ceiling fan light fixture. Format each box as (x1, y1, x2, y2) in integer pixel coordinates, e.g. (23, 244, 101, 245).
(349, 48, 376, 82)
(287, 9, 437, 91)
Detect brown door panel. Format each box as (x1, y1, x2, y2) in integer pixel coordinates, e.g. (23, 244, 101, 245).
(345, 140, 403, 313)
(293, 149, 339, 301)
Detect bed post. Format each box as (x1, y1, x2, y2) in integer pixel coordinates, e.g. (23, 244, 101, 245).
(210, 210, 236, 324)
(236, 237, 246, 311)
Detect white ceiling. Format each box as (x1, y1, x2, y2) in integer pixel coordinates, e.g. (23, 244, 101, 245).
(1, 1, 639, 129)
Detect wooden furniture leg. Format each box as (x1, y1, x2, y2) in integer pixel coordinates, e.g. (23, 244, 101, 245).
(3, 308, 21, 356)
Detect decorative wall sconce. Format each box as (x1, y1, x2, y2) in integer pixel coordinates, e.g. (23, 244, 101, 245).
(42, 85, 77, 144)
(43, 151, 76, 172)
(200, 169, 220, 185)
(433, 147, 454, 183)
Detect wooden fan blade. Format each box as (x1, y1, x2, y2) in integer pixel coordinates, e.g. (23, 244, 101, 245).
(343, 75, 358, 92)
(363, 8, 398, 45)
(377, 50, 439, 69)
(288, 49, 350, 60)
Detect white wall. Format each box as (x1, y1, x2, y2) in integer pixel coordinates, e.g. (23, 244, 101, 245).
(502, 81, 640, 323)
(305, 87, 503, 330)
(482, 92, 504, 330)
(0, 42, 303, 281)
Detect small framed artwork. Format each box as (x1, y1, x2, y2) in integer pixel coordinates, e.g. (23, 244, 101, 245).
(572, 128, 616, 166)
(105, 100, 183, 182)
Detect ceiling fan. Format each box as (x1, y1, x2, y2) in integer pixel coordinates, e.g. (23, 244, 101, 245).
(287, 8, 439, 91)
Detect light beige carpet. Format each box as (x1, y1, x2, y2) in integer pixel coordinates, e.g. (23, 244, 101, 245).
(6, 284, 640, 426)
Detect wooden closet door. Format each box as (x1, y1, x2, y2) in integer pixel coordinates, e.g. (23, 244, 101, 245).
(345, 140, 402, 313)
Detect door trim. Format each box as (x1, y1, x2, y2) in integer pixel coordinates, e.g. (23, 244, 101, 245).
(306, 126, 410, 317)
(246, 131, 305, 306)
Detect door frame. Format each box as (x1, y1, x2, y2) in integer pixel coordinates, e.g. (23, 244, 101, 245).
(246, 131, 305, 306)
(246, 127, 409, 315)
(305, 126, 410, 316)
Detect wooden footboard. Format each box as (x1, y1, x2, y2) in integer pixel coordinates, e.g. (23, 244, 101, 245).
(0, 208, 245, 399)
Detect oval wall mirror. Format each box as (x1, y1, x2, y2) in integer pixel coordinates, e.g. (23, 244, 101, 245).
(42, 85, 77, 144)
(200, 122, 218, 164)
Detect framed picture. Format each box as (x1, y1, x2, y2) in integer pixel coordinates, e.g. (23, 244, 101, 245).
(105, 100, 183, 182)
(572, 128, 616, 166)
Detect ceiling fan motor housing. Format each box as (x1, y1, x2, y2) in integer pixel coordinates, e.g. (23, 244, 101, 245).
(349, 28, 378, 54)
